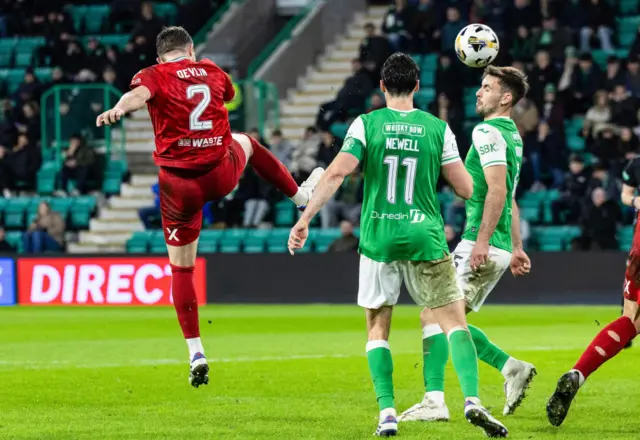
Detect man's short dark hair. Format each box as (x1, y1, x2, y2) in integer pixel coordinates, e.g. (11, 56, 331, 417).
(381, 52, 419, 97)
(156, 26, 193, 57)
(482, 65, 530, 107)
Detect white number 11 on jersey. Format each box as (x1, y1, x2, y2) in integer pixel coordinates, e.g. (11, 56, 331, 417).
(384, 155, 417, 205)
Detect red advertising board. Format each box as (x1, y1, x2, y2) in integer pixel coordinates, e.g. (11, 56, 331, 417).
(17, 258, 206, 305)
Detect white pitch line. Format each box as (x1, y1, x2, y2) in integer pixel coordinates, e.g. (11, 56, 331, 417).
(0, 346, 582, 370)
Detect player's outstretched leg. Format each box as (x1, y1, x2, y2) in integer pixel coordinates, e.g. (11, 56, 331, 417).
(433, 300, 508, 438)
(547, 314, 638, 426)
(236, 133, 323, 209)
(366, 307, 398, 437)
(468, 324, 536, 415)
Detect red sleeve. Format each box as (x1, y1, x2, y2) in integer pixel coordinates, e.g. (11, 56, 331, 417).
(223, 73, 235, 102)
(130, 68, 159, 98)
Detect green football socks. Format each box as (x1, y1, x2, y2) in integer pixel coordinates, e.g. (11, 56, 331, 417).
(366, 340, 395, 410)
(422, 325, 449, 394)
(448, 327, 480, 398)
(468, 324, 510, 372)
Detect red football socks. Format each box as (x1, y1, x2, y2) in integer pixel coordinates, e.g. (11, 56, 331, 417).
(573, 316, 637, 380)
(170, 264, 200, 339)
(247, 136, 299, 198)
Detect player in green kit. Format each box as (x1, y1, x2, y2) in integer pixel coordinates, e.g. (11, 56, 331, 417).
(288, 54, 508, 438)
(399, 66, 536, 423)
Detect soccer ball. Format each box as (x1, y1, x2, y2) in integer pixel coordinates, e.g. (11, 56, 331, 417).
(454, 24, 499, 68)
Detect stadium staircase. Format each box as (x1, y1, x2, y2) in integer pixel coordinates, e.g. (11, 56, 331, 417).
(278, 5, 387, 140)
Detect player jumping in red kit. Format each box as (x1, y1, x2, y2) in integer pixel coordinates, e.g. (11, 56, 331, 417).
(546, 155, 640, 426)
(97, 26, 323, 388)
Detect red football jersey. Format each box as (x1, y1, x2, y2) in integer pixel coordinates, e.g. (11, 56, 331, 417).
(130, 57, 235, 170)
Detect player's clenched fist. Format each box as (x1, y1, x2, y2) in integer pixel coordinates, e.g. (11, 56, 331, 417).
(96, 108, 125, 127)
(288, 219, 309, 255)
(470, 241, 489, 271)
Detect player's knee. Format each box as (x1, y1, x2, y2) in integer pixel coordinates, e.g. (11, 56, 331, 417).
(232, 133, 254, 160)
(366, 307, 392, 340)
(420, 307, 438, 326)
(167, 241, 198, 267)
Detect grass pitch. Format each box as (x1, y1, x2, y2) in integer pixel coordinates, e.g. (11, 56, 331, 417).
(0, 305, 637, 439)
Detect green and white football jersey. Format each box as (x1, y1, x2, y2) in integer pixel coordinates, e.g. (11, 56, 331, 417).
(462, 117, 523, 253)
(341, 108, 461, 263)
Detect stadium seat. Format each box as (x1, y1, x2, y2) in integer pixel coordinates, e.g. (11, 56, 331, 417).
(330, 122, 349, 139)
(3, 197, 30, 229)
(420, 54, 438, 73)
(243, 229, 269, 253)
(315, 229, 341, 252)
(618, 225, 634, 251)
(567, 135, 585, 151)
(620, 0, 639, 14)
(126, 230, 154, 253)
(414, 88, 435, 109)
(274, 200, 295, 227)
(5, 231, 23, 253)
(154, 3, 179, 24)
(266, 228, 290, 253)
(68, 196, 97, 230)
(220, 229, 245, 253)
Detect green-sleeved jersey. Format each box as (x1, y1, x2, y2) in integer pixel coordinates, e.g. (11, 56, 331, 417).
(341, 107, 461, 262)
(462, 117, 523, 252)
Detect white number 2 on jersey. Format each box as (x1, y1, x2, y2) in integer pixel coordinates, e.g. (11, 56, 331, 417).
(186, 84, 212, 131)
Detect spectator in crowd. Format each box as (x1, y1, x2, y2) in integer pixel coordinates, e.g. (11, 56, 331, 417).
(506, 0, 542, 38)
(429, 93, 463, 151)
(537, 15, 573, 62)
(17, 101, 41, 141)
(366, 93, 386, 113)
(575, 186, 620, 250)
(328, 221, 359, 252)
(108, 0, 141, 33)
(291, 127, 320, 183)
(270, 129, 294, 169)
(625, 55, 640, 97)
(320, 169, 363, 228)
(248, 127, 268, 147)
(444, 224, 460, 252)
(23, 201, 65, 253)
(409, 0, 437, 53)
(610, 84, 637, 128)
(241, 169, 271, 229)
(382, 0, 414, 52)
(604, 55, 625, 92)
(588, 162, 620, 202)
(131, 2, 164, 60)
(316, 59, 373, 130)
(435, 54, 463, 105)
(139, 183, 161, 230)
(512, 95, 540, 139)
(552, 154, 590, 224)
(580, 0, 615, 53)
(528, 50, 559, 109)
(590, 124, 619, 168)
(359, 22, 393, 75)
(0, 227, 16, 253)
(531, 121, 565, 189)
(86, 38, 109, 77)
(617, 127, 639, 160)
(316, 131, 339, 169)
(570, 53, 605, 115)
(14, 69, 42, 107)
(0, 133, 41, 197)
(511, 26, 536, 62)
(439, 6, 466, 54)
(58, 134, 95, 195)
(540, 83, 565, 134)
(584, 90, 612, 138)
(630, 25, 640, 59)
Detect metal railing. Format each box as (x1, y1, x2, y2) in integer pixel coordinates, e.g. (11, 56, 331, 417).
(40, 84, 125, 164)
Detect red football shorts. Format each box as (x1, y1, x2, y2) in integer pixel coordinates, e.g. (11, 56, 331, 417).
(158, 139, 245, 246)
(624, 222, 640, 304)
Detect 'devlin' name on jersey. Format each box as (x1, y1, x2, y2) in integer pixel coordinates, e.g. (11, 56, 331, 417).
(383, 122, 425, 152)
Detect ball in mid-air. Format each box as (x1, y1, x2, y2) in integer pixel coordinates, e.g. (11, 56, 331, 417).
(455, 24, 499, 68)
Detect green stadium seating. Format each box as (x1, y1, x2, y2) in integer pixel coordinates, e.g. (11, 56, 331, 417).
(330, 122, 349, 139)
(5, 231, 23, 253)
(274, 200, 295, 226)
(620, 0, 639, 14)
(219, 229, 245, 253)
(243, 229, 269, 253)
(154, 3, 179, 24)
(567, 135, 585, 151)
(266, 228, 290, 253)
(4, 198, 30, 229)
(414, 88, 435, 109)
(314, 229, 341, 252)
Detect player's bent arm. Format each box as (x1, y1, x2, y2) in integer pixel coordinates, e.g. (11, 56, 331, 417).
(621, 184, 636, 208)
(114, 86, 152, 114)
(441, 161, 473, 200)
(300, 153, 360, 224)
(477, 165, 508, 244)
(511, 198, 523, 250)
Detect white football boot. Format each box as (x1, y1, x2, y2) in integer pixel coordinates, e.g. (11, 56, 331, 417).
(374, 408, 398, 437)
(502, 359, 537, 415)
(464, 399, 508, 438)
(398, 394, 450, 422)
